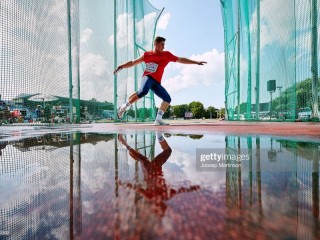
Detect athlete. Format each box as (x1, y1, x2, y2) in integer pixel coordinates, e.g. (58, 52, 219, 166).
(117, 133, 200, 216)
(114, 36, 207, 125)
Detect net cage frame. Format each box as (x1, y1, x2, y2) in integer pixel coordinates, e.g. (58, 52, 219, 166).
(220, 0, 319, 121)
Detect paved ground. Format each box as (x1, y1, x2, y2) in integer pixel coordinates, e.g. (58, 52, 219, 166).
(1, 120, 320, 141)
(111, 120, 320, 138)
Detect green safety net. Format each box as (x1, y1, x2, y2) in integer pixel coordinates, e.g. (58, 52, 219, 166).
(221, 0, 319, 121)
(113, 0, 163, 122)
(0, 0, 80, 123)
(0, 0, 161, 124)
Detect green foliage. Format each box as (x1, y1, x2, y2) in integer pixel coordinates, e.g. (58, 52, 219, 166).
(188, 101, 205, 118)
(137, 108, 152, 119)
(151, 102, 223, 119)
(272, 78, 319, 111)
(234, 78, 319, 120)
(189, 134, 203, 139)
(205, 106, 218, 118)
(127, 109, 135, 118)
(219, 108, 225, 118)
(172, 104, 188, 118)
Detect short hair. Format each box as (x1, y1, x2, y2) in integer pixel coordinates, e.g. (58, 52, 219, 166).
(154, 36, 166, 43)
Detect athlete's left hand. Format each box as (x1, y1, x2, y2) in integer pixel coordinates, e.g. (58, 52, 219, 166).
(113, 66, 123, 74)
(198, 61, 207, 65)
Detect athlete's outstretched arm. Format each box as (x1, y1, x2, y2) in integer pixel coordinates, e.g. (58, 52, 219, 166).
(176, 57, 207, 65)
(114, 55, 144, 74)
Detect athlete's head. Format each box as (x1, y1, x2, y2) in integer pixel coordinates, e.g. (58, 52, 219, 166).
(154, 36, 165, 53)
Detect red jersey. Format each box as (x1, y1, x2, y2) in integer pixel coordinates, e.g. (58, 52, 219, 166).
(143, 51, 178, 83)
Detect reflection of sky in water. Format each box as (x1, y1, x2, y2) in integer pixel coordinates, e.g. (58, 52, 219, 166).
(0, 132, 319, 239)
(158, 134, 227, 192)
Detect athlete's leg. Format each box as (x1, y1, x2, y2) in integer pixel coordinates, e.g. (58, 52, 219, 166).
(159, 101, 170, 112)
(117, 76, 152, 119)
(127, 92, 140, 104)
(151, 82, 171, 125)
(136, 76, 153, 98)
(118, 93, 140, 118)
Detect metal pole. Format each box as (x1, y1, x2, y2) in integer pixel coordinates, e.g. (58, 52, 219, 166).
(133, 0, 138, 122)
(244, 0, 252, 119)
(69, 134, 74, 239)
(76, 0, 80, 124)
(247, 136, 253, 207)
(255, 0, 260, 120)
(237, 0, 241, 120)
(311, 0, 319, 118)
(67, 0, 73, 123)
(75, 133, 82, 236)
(256, 137, 263, 218)
(114, 0, 118, 122)
(270, 92, 272, 120)
(277, 86, 282, 118)
(294, 0, 298, 120)
(223, 6, 229, 121)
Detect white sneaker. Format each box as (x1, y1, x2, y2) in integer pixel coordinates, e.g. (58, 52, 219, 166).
(117, 104, 128, 119)
(154, 119, 169, 125)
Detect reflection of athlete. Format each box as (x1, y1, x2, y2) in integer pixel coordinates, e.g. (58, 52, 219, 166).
(114, 36, 207, 125)
(117, 133, 200, 216)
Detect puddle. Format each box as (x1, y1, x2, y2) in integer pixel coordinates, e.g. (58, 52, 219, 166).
(0, 131, 319, 239)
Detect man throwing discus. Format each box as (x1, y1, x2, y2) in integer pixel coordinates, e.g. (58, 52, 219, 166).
(114, 36, 207, 125)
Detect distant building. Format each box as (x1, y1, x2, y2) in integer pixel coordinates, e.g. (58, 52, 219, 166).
(184, 111, 193, 119)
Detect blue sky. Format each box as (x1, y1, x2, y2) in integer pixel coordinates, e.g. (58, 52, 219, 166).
(148, 0, 225, 109)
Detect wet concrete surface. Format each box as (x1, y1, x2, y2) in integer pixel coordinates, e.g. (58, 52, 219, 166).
(0, 122, 319, 239)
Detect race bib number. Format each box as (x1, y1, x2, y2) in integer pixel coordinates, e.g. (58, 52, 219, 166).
(145, 62, 158, 73)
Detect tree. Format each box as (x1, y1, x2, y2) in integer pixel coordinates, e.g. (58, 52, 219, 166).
(172, 104, 188, 118)
(188, 101, 205, 118)
(205, 106, 218, 119)
(219, 108, 225, 118)
(270, 78, 319, 118)
(127, 109, 135, 118)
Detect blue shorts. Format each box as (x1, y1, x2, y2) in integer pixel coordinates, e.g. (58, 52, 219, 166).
(137, 75, 171, 103)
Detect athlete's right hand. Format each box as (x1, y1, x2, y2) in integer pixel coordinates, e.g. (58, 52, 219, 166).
(113, 66, 122, 74)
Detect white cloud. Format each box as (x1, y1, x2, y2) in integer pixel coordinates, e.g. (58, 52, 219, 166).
(157, 12, 171, 30)
(136, 12, 157, 48)
(80, 53, 108, 77)
(248, 0, 320, 53)
(162, 49, 225, 94)
(79, 53, 114, 101)
(81, 28, 93, 44)
(109, 11, 163, 50)
(108, 13, 134, 48)
(250, 0, 294, 49)
(248, 0, 320, 83)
